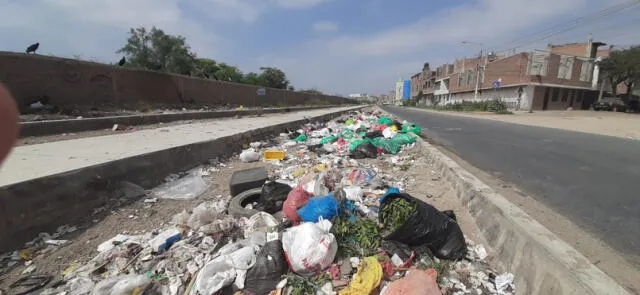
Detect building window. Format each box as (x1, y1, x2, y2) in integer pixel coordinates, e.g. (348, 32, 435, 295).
(561, 89, 568, 102)
(558, 56, 574, 80)
(551, 88, 559, 101)
(457, 75, 463, 86)
(467, 70, 473, 85)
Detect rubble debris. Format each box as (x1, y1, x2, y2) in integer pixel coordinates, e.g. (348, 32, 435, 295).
(0, 110, 516, 295)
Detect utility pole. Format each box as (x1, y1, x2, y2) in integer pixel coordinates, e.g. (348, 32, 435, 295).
(598, 76, 606, 102)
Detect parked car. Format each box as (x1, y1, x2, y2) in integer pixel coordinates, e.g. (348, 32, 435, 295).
(593, 97, 627, 112)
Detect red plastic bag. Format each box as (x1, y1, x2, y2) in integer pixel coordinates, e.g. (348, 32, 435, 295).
(384, 268, 441, 295)
(283, 186, 313, 222)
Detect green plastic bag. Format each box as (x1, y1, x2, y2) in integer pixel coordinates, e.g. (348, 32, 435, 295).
(349, 138, 373, 151)
(401, 123, 422, 135)
(340, 130, 357, 139)
(294, 134, 308, 142)
(372, 134, 417, 154)
(320, 135, 338, 144)
(377, 117, 393, 126)
(345, 119, 355, 125)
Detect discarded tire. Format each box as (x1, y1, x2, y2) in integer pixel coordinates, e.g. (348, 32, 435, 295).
(228, 188, 262, 218)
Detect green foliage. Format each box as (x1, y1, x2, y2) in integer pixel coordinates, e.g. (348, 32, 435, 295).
(258, 67, 290, 89)
(117, 26, 299, 91)
(332, 216, 382, 257)
(429, 98, 510, 114)
(284, 273, 331, 295)
(117, 26, 195, 75)
(600, 46, 640, 97)
(380, 198, 416, 235)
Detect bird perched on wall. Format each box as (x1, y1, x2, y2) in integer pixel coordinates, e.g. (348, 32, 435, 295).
(26, 42, 39, 54)
(118, 56, 126, 66)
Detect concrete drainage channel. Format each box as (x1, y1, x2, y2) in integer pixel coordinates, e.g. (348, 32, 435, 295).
(410, 131, 631, 292)
(0, 106, 365, 253)
(19, 105, 351, 137)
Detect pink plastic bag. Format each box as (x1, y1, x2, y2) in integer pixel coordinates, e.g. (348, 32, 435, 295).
(283, 186, 313, 223)
(384, 269, 442, 295)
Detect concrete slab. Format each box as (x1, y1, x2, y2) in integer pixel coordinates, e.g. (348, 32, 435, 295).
(0, 106, 363, 252)
(0, 107, 357, 186)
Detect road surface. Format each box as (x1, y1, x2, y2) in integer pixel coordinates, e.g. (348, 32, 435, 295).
(382, 106, 640, 266)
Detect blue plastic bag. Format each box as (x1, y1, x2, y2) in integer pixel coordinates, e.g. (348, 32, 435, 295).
(297, 194, 339, 222)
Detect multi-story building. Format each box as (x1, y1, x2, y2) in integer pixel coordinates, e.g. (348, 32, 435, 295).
(412, 39, 607, 110)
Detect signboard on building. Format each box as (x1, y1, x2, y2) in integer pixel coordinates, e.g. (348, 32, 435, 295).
(256, 88, 266, 96)
(402, 80, 411, 100)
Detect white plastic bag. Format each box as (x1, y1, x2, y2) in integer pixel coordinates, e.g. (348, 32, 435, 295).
(244, 212, 279, 241)
(91, 274, 151, 295)
(342, 186, 364, 202)
(282, 219, 337, 276)
(382, 127, 397, 139)
(151, 172, 209, 200)
(240, 148, 261, 162)
(191, 256, 236, 294)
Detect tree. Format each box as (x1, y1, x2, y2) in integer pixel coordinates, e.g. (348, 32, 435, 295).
(243, 72, 263, 86)
(193, 58, 219, 79)
(117, 26, 195, 75)
(215, 63, 244, 83)
(599, 46, 640, 98)
(258, 67, 290, 89)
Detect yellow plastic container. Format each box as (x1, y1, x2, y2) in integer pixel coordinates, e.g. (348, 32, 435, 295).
(264, 150, 285, 161)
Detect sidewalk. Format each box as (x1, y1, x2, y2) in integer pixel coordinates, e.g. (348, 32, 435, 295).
(0, 106, 358, 186)
(413, 108, 640, 140)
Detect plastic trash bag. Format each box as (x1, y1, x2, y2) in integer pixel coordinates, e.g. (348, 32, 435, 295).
(283, 186, 313, 222)
(320, 135, 339, 144)
(382, 127, 397, 139)
(243, 240, 289, 295)
(349, 138, 373, 151)
(151, 171, 209, 200)
(256, 181, 292, 214)
(91, 274, 151, 295)
(372, 134, 417, 154)
(297, 194, 339, 222)
(364, 131, 383, 139)
(380, 193, 466, 260)
(377, 117, 394, 126)
(244, 212, 279, 243)
(340, 257, 383, 295)
(282, 219, 337, 276)
(383, 269, 441, 295)
(240, 148, 261, 163)
(300, 172, 332, 196)
(191, 256, 236, 294)
(294, 134, 308, 142)
(401, 123, 422, 135)
(341, 186, 364, 202)
(350, 142, 378, 159)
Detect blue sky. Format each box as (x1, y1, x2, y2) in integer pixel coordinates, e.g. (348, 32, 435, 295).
(1, 0, 639, 95)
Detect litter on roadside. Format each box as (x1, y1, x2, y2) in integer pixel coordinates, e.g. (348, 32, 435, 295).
(0, 110, 515, 295)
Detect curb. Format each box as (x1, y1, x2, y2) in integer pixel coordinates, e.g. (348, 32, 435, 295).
(416, 137, 631, 294)
(19, 105, 355, 137)
(0, 106, 366, 253)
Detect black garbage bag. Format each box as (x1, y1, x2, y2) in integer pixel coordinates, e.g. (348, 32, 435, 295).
(364, 131, 383, 139)
(380, 193, 466, 260)
(307, 144, 330, 155)
(255, 181, 292, 214)
(243, 240, 289, 295)
(350, 142, 378, 159)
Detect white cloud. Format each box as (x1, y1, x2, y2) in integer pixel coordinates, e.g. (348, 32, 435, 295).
(312, 21, 339, 32)
(273, 0, 331, 9)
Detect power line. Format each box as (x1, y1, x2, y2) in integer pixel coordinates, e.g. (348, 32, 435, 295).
(495, 0, 640, 53)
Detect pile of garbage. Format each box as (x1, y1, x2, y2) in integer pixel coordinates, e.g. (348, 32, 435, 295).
(1, 110, 515, 295)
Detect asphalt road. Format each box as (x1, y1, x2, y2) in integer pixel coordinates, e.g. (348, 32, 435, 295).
(382, 106, 640, 263)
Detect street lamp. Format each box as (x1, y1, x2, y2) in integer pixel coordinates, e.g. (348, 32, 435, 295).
(461, 41, 486, 101)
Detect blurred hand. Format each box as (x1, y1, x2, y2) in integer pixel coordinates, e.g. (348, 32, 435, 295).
(0, 84, 18, 164)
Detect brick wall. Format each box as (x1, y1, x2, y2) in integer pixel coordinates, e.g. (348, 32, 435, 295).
(549, 43, 590, 57)
(0, 52, 352, 112)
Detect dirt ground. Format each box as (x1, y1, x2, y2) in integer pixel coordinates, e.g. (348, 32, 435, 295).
(0, 138, 487, 292)
(418, 108, 640, 140)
